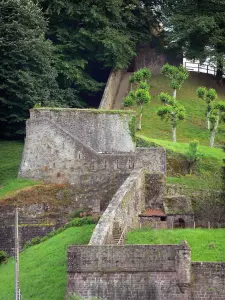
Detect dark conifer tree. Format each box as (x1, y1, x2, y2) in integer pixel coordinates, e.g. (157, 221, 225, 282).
(0, 0, 59, 137)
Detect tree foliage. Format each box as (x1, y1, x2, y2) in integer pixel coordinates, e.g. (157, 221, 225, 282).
(161, 64, 189, 98)
(157, 93, 186, 142)
(185, 140, 202, 174)
(124, 68, 151, 130)
(0, 0, 60, 137)
(197, 87, 217, 129)
(39, 0, 162, 105)
(163, 0, 225, 78)
(209, 101, 225, 147)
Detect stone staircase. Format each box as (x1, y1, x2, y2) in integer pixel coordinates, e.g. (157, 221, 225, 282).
(112, 227, 125, 245)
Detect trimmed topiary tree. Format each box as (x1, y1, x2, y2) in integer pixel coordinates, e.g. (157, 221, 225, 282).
(209, 101, 225, 147)
(161, 63, 189, 99)
(157, 92, 186, 143)
(123, 68, 151, 130)
(197, 87, 218, 130)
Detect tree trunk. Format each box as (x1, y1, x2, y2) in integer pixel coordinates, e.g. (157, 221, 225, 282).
(137, 105, 143, 130)
(173, 89, 177, 99)
(210, 114, 220, 147)
(216, 57, 223, 84)
(172, 125, 176, 143)
(206, 111, 211, 130)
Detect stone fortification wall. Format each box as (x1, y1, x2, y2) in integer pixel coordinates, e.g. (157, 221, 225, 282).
(191, 263, 225, 299)
(19, 109, 166, 185)
(0, 224, 59, 255)
(99, 70, 124, 109)
(67, 243, 191, 300)
(145, 173, 165, 209)
(89, 169, 145, 245)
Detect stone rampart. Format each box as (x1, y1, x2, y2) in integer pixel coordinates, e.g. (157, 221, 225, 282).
(99, 70, 124, 109)
(19, 109, 166, 185)
(67, 243, 191, 300)
(191, 262, 225, 299)
(89, 169, 145, 245)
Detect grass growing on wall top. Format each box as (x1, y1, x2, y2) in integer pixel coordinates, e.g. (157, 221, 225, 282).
(0, 140, 39, 198)
(126, 228, 225, 262)
(0, 225, 95, 300)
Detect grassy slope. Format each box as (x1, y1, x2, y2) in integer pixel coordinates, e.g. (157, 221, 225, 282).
(0, 140, 39, 199)
(126, 228, 225, 262)
(139, 72, 225, 146)
(0, 225, 94, 300)
(137, 134, 224, 190)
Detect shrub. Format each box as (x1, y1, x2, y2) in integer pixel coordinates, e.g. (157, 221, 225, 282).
(185, 140, 202, 174)
(123, 95, 134, 107)
(0, 250, 9, 265)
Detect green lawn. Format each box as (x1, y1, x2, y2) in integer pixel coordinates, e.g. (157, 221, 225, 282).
(0, 225, 94, 300)
(126, 228, 225, 262)
(0, 140, 40, 199)
(134, 72, 225, 146)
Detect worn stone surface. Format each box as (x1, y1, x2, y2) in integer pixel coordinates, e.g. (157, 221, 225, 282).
(19, 109, 166, 185)
(67, 244, 191, 300)
(145, 173, 165, 210)
(99, 70, 124, 109)
(89, 169, 146, 245)
(191, 263, 225, 299)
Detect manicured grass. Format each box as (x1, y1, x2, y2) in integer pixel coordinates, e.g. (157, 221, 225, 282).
(0, 225, 95, 300)
(126, 228, 225, 262)
(137, 135, 224, 190)
(134, 72, 225, 146)
(0, 140, 40, 198)
(0, 140, 24, 184)
(0, 178, 41, 200)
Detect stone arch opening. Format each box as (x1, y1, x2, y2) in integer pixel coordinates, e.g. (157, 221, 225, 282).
(175, 218, 185, 228)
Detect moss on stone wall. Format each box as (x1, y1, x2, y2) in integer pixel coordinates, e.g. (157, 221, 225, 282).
(32, 108, 134, 115)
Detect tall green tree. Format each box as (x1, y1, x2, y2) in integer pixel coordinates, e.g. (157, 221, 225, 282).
(0, 0, 59, 137)
(161, 64, 189, 99)
(197, 87, 217, 129)
(39, 0, 162, 105)
(157, 93, 186, 142)
(163, 0, 225, 80)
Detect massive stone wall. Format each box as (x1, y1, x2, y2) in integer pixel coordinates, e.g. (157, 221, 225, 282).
(191, 263, 225, 299)
(67, 243, 191, 300)
(99, 70, 124, 109)
(19, 109, 166, 185)
(89, 169, 145, 245)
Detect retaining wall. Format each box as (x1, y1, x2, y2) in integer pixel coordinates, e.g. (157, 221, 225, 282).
(67, 243, 191, 300)
(19, 109, 166, 185)
(89, 169, 145, 245)
(191, 263, 225, 299)
(99, 70, 124, 109)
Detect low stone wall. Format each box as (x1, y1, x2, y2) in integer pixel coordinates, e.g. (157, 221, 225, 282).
(99, 70, 124, 109)
(67, 243, 191, 300)
(191, 263, 225, 299)
(89, 169, 145, 245)
(0, 224, 59, 255)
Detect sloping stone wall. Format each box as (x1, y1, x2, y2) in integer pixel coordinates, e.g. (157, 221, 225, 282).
(99, 70, 124, 109)
(89, 169, 145, 245)
(67, 243, 191, 300)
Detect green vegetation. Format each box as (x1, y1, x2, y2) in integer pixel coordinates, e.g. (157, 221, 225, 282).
(0, 140, 39, 199)
(126, 228, 225, 262)
(124, 68, 151, 130)
(0, 225, 94, 300)
(135, 73, 225, 146)
(137, 135, 224, 190)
